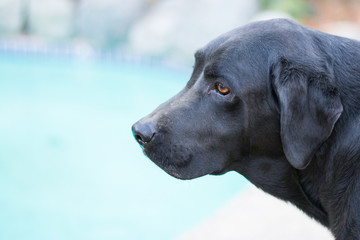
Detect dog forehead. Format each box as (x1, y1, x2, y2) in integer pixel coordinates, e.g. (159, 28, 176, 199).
(201, 18, 305, 57)
(190, 19, 312, 90)
(200, 41, 266, 86)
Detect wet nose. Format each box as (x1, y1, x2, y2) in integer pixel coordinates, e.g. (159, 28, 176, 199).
(132, 121, 156, 146)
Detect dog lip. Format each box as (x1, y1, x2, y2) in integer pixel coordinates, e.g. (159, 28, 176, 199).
(210, 169, 227, 175)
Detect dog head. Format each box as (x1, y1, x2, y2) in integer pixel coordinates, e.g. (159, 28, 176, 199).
(132, 19, 343, 180)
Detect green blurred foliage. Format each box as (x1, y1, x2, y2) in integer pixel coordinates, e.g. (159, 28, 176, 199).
(260, 0, 312, 20)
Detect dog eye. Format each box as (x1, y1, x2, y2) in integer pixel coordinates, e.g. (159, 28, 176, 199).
(215, 82, 230, 95)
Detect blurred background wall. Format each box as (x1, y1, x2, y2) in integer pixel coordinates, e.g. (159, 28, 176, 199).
(0, 0, 359, 65)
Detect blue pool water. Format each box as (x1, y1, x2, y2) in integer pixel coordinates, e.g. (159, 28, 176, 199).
(0, 53, 247, 240)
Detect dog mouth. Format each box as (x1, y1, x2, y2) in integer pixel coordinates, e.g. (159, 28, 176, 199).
(144, 147, 193, 169)
(140, 135, 228, 180)
(141, 139, 220, 179)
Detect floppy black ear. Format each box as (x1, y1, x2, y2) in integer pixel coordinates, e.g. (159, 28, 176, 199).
(272, 58, 343, 169)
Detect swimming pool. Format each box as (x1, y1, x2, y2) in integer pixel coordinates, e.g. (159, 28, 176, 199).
(0, 53, 248, 240)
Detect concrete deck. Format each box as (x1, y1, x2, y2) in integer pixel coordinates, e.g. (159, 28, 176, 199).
(177, 185, 334, 240)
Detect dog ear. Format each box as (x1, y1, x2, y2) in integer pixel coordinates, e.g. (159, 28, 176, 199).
(272, 58, 343, 169)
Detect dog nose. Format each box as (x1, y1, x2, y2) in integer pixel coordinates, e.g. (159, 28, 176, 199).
(132, 121, 155, 146)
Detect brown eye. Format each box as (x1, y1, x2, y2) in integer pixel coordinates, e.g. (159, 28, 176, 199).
(216, 82, 230, 95)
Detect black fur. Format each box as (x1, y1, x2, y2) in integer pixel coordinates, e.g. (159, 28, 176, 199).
(132, 19, 360, 239)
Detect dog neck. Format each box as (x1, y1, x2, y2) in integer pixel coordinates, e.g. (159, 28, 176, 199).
(295, 165, 329, 226)
(231, 154, 330, 227)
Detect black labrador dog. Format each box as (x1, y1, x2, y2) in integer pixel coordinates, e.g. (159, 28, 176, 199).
(132, 19, 360, 239)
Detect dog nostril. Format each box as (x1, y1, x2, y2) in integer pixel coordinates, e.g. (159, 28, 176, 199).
(132, 121, 155, 146)
(135, 134, 147, 145)
(135, 134, 142, 142)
